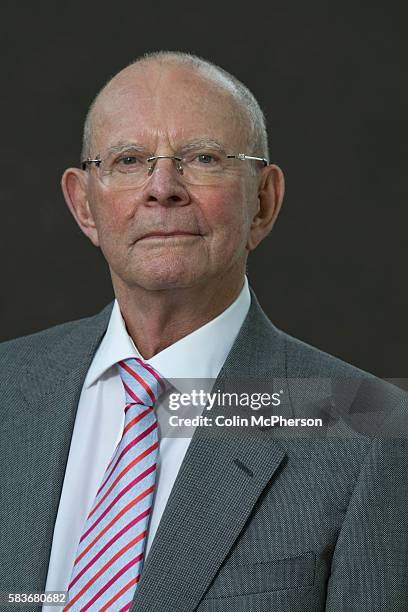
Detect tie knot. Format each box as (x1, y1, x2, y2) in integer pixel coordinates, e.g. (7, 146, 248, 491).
(116, 357, 167, 406)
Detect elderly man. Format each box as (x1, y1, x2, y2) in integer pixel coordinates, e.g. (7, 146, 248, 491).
(0, 52, 406, 612)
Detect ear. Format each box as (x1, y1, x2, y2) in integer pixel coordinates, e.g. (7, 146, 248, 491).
(61, 167, 100, 247)
(247, 164, 285, 251)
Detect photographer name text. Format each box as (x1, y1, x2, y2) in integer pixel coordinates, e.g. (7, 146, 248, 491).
(168, 414, 323, 427)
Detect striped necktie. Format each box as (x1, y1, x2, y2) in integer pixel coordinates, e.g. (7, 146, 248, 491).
(64, 357, 167, 612)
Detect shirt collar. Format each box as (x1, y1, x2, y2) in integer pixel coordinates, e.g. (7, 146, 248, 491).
(84, 276, 251, 393)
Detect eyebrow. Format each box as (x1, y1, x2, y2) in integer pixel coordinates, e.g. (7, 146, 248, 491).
(178, 139, 227, 153)
(105, 142, 150, 156)
(103, 138, 228, 157)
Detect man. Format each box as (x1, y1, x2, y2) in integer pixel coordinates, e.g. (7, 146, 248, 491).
(0, 51, 406, 612)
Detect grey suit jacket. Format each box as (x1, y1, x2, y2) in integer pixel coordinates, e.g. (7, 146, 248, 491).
(0, 290, 407, 612)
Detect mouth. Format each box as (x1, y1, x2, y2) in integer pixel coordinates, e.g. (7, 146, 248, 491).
(138, 231, 200, 241)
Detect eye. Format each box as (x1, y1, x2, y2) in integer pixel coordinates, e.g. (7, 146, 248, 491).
(118, 155, 139, 166)
(197, 153, 216, 164)
(111, 153, 145, 173)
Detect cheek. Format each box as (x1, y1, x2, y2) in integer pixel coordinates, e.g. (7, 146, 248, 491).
(89, 187, 135, 240)
(196, 182, 251, 240)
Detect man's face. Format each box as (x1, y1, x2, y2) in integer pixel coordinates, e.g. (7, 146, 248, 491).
(73, 64, 263, 293)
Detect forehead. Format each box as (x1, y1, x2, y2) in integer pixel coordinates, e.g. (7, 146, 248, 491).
(91, 63, 250, 152)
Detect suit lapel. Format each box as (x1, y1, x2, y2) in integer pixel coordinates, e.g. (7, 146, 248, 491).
(130, 290, 289, 611)
(130, 428, 285, 611)
(4, 303, 114, 595)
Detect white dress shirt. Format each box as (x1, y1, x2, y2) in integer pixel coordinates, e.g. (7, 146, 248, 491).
(43, 277, 250, 609)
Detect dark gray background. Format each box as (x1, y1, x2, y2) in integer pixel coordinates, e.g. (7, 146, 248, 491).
(1, 2, 406, 380)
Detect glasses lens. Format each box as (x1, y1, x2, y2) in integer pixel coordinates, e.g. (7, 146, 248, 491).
(182, 149, 233, 185)
(99, 149, 149, 188)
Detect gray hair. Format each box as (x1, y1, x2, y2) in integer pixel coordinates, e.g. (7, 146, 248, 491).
(81, 51, 269, 164)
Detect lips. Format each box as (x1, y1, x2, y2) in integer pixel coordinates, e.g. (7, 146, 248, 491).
(139, 231, 199, 240)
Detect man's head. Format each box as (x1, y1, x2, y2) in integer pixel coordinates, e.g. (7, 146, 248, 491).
(62, 52, 285, 297)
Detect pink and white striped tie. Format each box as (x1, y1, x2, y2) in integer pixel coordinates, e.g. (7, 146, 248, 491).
(64, 357, 167, 612)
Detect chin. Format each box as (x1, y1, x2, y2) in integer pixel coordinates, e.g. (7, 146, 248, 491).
(126, 259, 207, 292)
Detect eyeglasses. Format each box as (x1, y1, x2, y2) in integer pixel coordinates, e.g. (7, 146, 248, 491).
(81, 145, 268, 189)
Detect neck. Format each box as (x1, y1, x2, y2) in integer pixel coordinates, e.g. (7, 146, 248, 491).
(112, 273, 246, 359)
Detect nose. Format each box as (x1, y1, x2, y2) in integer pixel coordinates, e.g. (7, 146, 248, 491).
(141, 156, 190, 207)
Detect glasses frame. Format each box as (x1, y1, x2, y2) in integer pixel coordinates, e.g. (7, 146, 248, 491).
(81, 152, 269, 176)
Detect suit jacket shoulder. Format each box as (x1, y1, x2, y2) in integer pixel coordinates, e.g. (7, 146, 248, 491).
(0, 302, 113, 360)
(0, 302, 114, 414)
